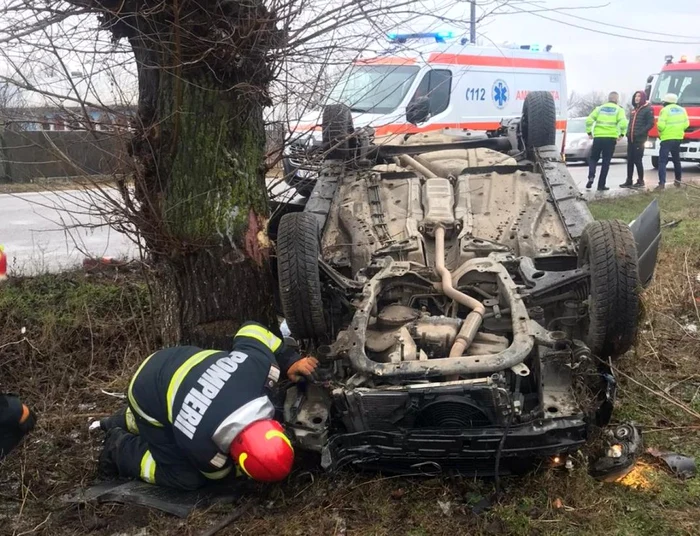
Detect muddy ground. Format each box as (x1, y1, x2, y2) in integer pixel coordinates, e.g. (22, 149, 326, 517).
(1, 189, 700, 535)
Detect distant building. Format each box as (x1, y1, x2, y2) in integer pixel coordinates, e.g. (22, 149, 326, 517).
(0, 63, 138, 132)
(0, 105, 136, 132)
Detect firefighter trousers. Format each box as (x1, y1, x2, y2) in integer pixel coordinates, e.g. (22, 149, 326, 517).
(101, 407, 210, 491)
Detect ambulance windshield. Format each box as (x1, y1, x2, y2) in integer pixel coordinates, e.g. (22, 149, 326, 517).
(328, 65, 420, 114)
(652, 71, 700, 106)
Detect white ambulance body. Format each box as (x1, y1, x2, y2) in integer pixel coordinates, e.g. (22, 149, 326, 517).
(288, 34, 568, 158)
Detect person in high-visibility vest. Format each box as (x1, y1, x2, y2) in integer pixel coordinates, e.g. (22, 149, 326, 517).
(656, 93, 690, 190)
(585, 92, 629, 191)
(94, 322, 318, 490)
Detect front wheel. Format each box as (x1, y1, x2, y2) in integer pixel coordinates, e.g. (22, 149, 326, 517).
(276, 212, 327, 340)
(521, 91, 556, 149)
(322, 104, 354, 160)
(578, 220, 640, 358)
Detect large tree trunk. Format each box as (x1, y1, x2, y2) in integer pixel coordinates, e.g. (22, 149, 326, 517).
(104, 0, 280, 347)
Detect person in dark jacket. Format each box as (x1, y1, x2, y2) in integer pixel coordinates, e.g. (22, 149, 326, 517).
(621, 90, 655, 188)
(94, 321, 318, 490)
(0, 394, 36, 459)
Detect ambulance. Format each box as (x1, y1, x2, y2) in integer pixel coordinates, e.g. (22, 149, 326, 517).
(284, 32, 568, 193)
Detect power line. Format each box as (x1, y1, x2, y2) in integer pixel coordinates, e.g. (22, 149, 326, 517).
(506, 4, 700, 45)
(520, 0, 700, 40)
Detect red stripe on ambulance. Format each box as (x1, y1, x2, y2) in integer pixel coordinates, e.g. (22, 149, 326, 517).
(427, 53, 565, 71)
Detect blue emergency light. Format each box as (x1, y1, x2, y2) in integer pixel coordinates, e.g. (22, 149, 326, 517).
(520, 44, 553, 52)
(387, 31, 454, 43)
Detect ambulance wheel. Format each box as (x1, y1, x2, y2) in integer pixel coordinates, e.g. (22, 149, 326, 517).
(651, 156, 659, 169)
(277, 212, 327, 340)
(521, 91, 556, 148)
(578, 220, 640, 358)
(322, 104, 354, 160)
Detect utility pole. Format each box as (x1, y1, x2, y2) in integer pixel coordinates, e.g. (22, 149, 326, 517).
(470, 0, 476, 43)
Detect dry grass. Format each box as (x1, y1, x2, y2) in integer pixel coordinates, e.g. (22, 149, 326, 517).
(0, 176, 118, 195)
(1, 190, 700, 535)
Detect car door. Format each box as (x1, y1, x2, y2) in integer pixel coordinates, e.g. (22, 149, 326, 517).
(630, 199, 661, 287)
(407, 69, 453, 125)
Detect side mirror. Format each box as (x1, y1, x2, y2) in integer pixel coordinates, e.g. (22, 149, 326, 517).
(406, 97, 430, 125)
(646, 75, 654, 84)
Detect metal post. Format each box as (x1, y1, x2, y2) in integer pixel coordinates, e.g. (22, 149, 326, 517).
(470, 0, 476, 43)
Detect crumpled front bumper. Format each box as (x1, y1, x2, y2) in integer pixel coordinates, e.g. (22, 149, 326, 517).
(321, 416, 587, 475)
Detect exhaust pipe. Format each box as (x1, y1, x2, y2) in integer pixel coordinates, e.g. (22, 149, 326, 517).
(434, 226, 485, 357)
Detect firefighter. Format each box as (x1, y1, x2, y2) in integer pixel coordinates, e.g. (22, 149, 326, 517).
(656, 93, 690, 190)
(620, 90, 654, 189)
(94, 322, 318, 490)
(585, 92, 628, 191)
(0, 394, 36, 460)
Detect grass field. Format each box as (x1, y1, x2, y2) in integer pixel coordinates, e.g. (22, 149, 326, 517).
(1, 190, 699, 535)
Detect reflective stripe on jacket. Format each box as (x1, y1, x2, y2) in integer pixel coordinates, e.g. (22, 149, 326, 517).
(586, 102, 628, 138)
(127, 322, 300, 476)
(657, 104, 689, 141)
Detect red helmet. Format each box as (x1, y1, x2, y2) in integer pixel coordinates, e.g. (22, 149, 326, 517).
(230, 420, 294, 482)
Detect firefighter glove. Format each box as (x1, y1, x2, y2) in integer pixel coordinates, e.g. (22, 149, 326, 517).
(287, 357, 319, 382)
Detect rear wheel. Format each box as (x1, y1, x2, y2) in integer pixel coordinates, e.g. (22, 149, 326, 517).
(521, 91, 556, 149)
(578, 220, 640, 357)
(277, 212, 327, 339)
(651, 156, 659, 169)
(322, 104, 354, 160)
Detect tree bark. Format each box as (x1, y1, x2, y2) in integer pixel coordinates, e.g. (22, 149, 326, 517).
(99, 0, 281, 347)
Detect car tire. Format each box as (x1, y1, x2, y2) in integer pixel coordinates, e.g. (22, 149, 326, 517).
(322, 104, 354, 160)
(578, 220, 640, 358)
(651, 156, 659, 169)
(521, 91, 556, 148)
(277, 212, 327, 339)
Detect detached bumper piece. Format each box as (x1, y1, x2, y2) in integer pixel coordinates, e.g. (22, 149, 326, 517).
(321, 417, 587, 475)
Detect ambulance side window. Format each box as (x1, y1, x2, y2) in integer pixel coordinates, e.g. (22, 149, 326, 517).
(411, 69, 452, 116)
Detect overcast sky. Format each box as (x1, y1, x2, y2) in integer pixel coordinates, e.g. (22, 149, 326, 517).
(480, 0, 700, 93)
(2, 0, 700, 107)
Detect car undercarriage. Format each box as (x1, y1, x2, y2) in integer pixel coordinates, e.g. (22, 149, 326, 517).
(273, 93, 661, 476)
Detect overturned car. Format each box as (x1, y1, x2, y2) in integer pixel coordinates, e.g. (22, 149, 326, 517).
(273, 92, 660, 475)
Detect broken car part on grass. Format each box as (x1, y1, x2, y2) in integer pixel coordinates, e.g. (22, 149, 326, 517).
(590, 423, 644, 482)
(647, 447, 697, 479)
(272, 92, 661, 477)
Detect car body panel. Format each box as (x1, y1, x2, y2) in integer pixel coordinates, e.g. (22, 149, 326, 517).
(629, 199, 662, 287)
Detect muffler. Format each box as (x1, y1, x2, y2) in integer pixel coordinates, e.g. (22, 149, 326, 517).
(434, 225, 485, 357)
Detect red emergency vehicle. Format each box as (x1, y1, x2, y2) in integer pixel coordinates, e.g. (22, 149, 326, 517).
(645, 55, 700, 168)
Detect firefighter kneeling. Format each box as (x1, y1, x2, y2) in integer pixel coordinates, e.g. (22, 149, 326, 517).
(94, 321, 318, 490)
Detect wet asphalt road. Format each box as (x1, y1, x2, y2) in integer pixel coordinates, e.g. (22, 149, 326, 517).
(566, 157, 700, 199)
(0, 179, 294, 275)
(0, 188, 137, 276)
